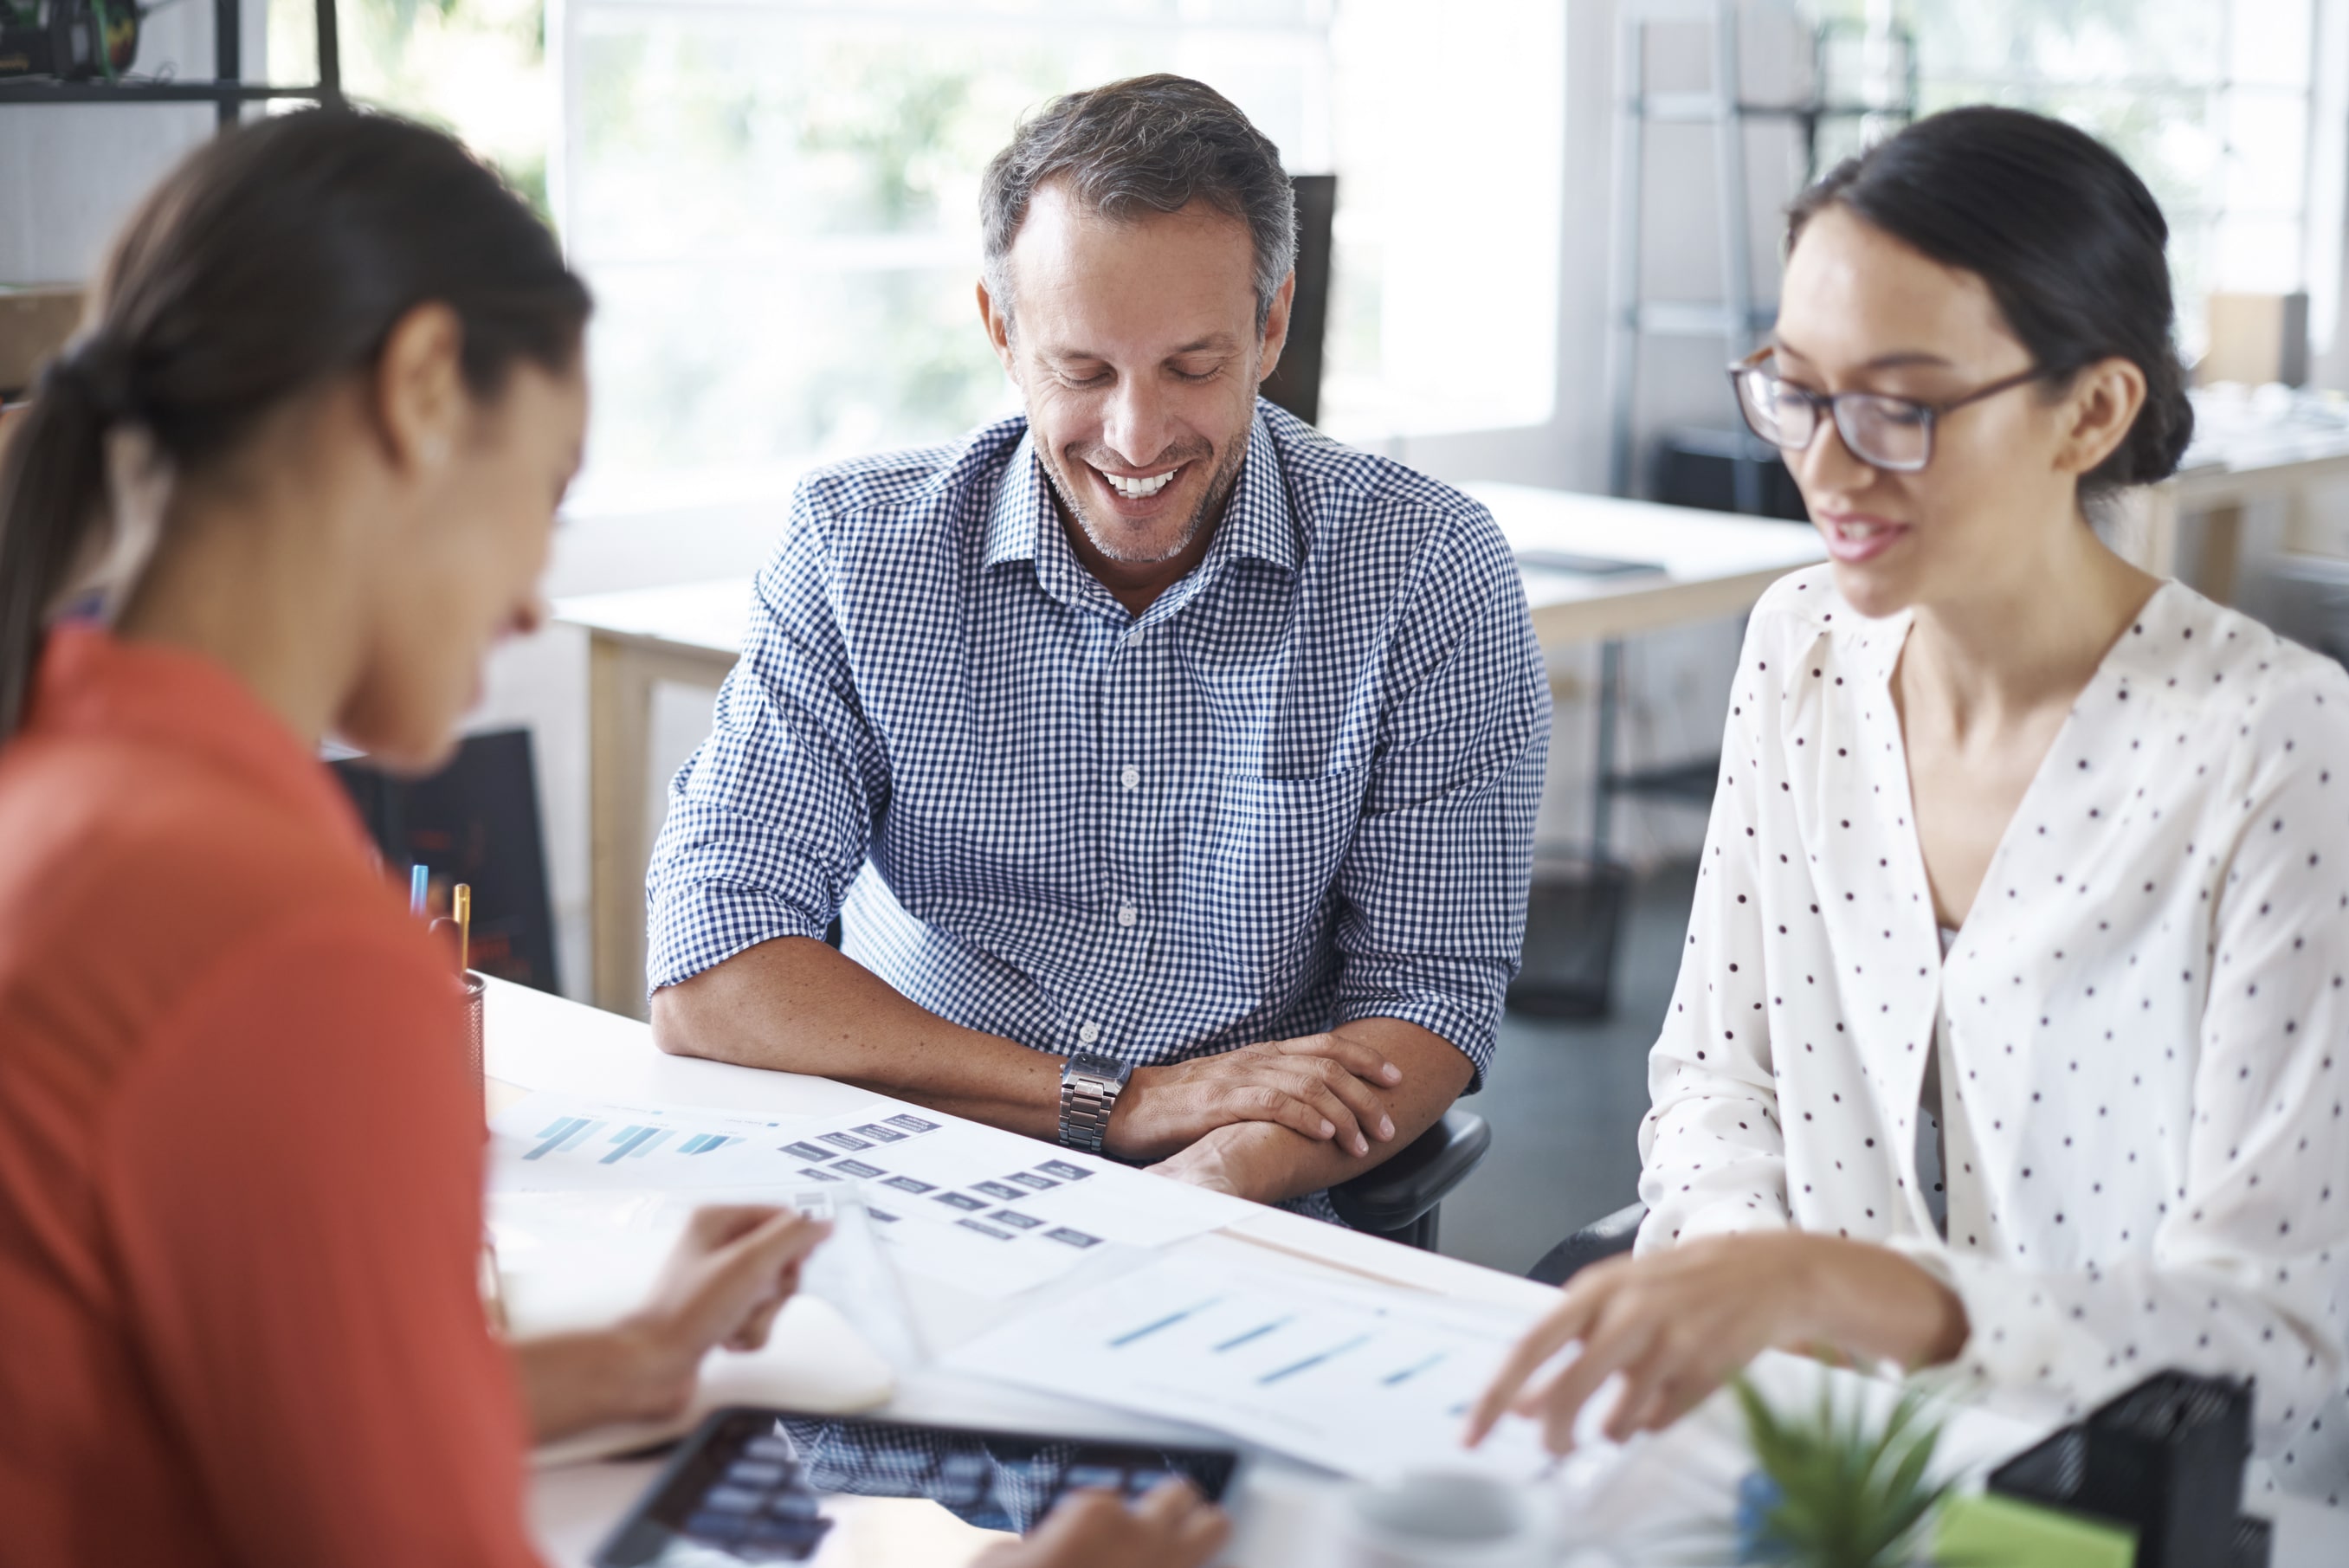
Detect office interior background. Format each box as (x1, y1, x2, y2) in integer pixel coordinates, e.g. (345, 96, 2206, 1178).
(9, 0, 2349, 1275)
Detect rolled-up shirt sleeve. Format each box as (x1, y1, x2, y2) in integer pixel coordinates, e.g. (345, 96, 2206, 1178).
(1329, 503, 1550, 1088)
(645, 487, 888, 994)
(1636, 616, 1792, 1248)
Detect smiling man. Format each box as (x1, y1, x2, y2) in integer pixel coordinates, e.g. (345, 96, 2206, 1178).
(644, 75, 1549, 1219)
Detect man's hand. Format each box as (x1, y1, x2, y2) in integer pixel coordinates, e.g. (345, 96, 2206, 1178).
(1104, 1031, 1404, 1164)
(973, 1481, 1229, 1568)
(1462, 1233, 1968, 1455)
(513, 1205, 830, 1443)
(1145, 1120, 1269, 1198)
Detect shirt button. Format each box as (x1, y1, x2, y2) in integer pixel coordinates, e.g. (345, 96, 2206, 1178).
(1120, 765, 1141, 790)
(1117, 903, 1138, 927)
(1078, 1022, 1100, 1045)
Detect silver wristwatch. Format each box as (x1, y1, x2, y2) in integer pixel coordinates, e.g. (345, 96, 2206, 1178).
(1058, 1051, 1133, 1153)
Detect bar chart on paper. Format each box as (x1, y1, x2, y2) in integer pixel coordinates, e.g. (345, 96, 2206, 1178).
(525, 1116, 745, 1163)
(943, 1255, 1574, 1481)
(491, 1094, 812, 1191)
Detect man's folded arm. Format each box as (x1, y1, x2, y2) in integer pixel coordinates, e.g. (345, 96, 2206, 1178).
(655, 934, 1068, 1135)
(1156, 503, 1551, 1204)
(1148, 1017, 1473, 1203)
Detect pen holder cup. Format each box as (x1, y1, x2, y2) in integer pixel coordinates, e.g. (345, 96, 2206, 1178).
(460, 970, 486, 1094)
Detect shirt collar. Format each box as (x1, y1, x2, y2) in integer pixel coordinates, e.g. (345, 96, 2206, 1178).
(23, 622, 377, 859)
(980, 408, 1302, 590)
(1847, 578, 2197, 694)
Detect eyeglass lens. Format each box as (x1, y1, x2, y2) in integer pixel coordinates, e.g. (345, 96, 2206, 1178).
(1736, 371, 1933, 472)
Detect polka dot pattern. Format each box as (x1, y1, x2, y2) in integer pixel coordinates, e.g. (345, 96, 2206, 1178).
(1635, 565, 2349, 1500)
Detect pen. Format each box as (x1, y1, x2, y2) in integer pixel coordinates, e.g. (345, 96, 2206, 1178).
(410, 863, 428, 918)
(455, 883, 472, 973)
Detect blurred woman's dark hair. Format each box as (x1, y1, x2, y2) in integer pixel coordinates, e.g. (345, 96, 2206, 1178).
(1788, 105, 2193, 503)
(0, 108, 591, 738)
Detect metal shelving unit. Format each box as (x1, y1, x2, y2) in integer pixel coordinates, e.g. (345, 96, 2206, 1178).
(1586, 2, 1920, 878)
(0, 0, 341, 128)
(1604, 3, 1917, 504)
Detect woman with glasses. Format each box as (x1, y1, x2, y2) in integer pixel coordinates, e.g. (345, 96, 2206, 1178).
(1472, 106, 2349, 1503)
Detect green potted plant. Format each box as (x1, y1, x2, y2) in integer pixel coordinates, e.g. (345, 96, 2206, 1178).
(1728, 1374, 1951, 1567)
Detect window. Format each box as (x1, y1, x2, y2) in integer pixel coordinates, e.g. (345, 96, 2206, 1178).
(548, 0, 1564, 511)
(268, 0, 553, 214)
(1805, 0, 2349, 359)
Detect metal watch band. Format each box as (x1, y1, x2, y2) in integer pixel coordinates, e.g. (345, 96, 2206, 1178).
(1058, 1051, 1131, 1153)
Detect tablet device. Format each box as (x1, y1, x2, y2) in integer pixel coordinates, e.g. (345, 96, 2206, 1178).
(591, 1404, 1242, 1565)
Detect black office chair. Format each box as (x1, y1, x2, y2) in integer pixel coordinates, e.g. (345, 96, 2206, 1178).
(1527, 1199, 1647, 1286)
(1330, 1108, 1491, 1251)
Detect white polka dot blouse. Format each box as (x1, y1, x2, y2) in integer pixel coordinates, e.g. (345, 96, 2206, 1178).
(1639, 564, 2349, 1501)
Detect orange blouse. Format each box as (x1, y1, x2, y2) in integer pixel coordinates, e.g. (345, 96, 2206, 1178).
(0, 624, 541, 1567)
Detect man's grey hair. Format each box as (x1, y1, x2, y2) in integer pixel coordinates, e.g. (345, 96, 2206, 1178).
(980, 74, 1298, 333)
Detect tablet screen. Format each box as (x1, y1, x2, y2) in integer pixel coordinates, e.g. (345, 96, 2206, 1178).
(593, 1405, 1241, 1566)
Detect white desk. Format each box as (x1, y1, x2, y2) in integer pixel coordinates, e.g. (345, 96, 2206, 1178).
(556, 490, 1825, 1016)
(487, 978, 2344, 1567)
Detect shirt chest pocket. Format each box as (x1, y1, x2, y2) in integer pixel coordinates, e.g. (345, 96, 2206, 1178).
(1175, 764, 1371, 997)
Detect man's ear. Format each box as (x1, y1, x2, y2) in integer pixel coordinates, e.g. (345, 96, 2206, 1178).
(371, 301, 468, 478)
(977, 277, 1018, 380)
(2054, 355, 2146, 481)
(1253, 271, 1297, 387)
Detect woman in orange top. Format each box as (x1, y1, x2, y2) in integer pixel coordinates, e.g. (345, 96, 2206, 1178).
(0, 112, 1221, 1568)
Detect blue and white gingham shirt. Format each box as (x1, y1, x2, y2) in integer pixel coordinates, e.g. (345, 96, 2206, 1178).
(647, 401, 1549, 1196)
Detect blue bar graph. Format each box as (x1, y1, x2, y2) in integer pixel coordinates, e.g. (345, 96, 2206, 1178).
(1259, 1334, 1370, 1385)
(1108, 1299, 1220, 1348)
(1214, 1318, 1291, 1352)
(555, 1120, 603, 1152)
(602, 1126, 659, 1164)
(525, 1118, 585, 1160)
(626, 1129, 674, 1158)
(1382, 1353, 1445, 1386)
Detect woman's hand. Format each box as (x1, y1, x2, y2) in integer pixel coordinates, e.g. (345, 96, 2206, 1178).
(629, 1204, 831, 1365)
(973, 1480, 1229, 1568)
(1464, 1232, 1968, 1455)
(514, 1204, 830, 1442)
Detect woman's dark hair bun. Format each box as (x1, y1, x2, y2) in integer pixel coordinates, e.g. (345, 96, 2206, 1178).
(1790, 105, 2194, 497)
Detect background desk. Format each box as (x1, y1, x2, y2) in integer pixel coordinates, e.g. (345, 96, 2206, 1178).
(2121, 390, 2349, 601)
(487, 978, 2345, 1566)
(556, 489, 1825, 1016)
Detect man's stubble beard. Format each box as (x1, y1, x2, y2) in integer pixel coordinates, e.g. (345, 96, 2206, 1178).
(1038, 432, 1250, 567)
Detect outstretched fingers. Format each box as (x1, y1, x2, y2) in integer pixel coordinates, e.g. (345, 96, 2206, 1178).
(1465, 1287, 1597, 1447)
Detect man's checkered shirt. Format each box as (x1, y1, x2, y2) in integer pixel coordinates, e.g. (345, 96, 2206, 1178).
(646, 401, 1550, 1205)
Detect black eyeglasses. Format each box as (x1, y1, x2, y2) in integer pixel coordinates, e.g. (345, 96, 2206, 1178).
(1727, 348, 2062, 474)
